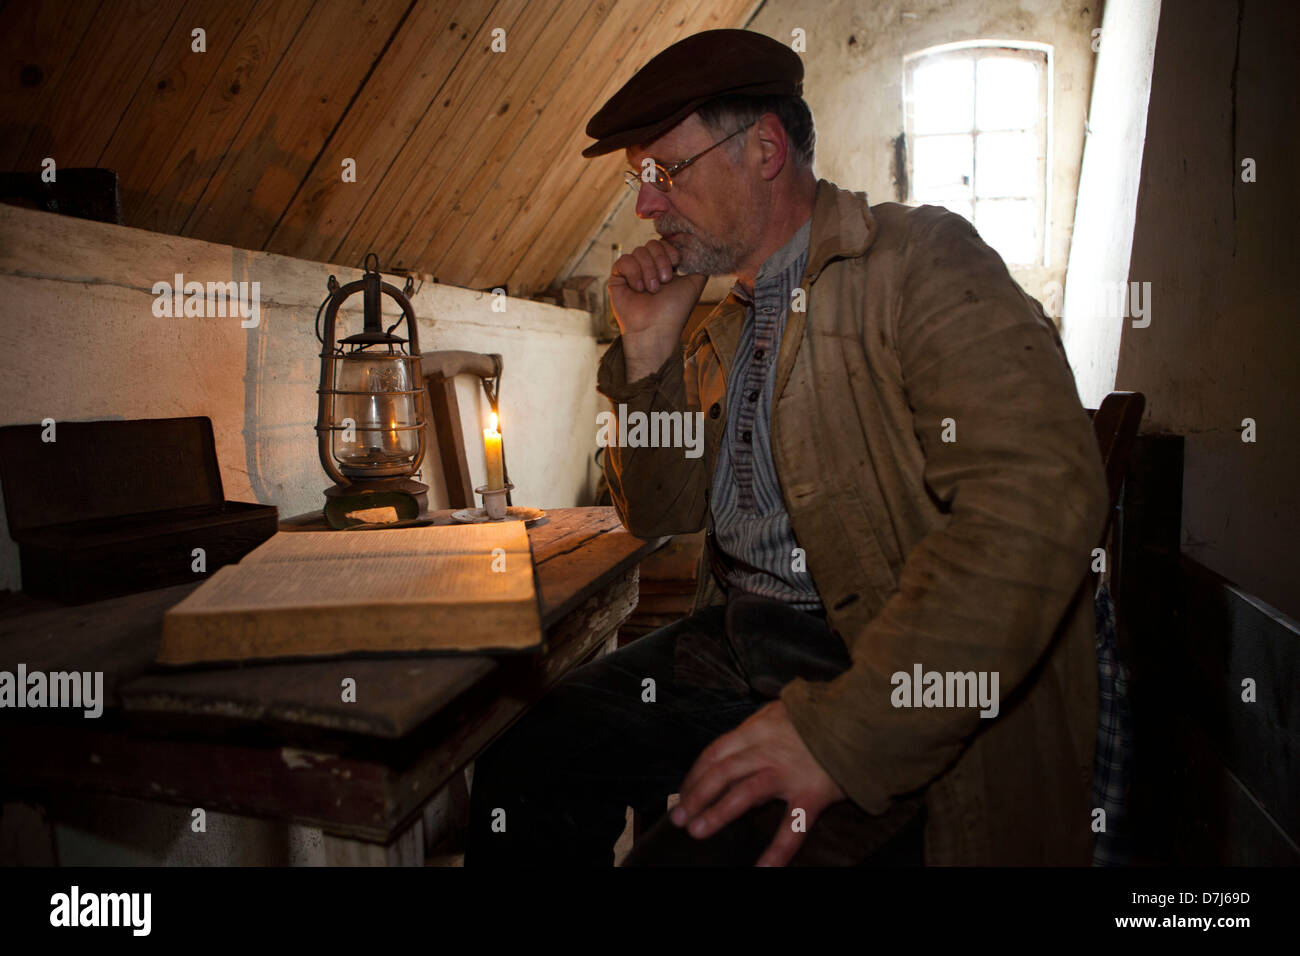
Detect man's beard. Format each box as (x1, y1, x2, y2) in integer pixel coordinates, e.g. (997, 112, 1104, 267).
(657, 216, 747, 277)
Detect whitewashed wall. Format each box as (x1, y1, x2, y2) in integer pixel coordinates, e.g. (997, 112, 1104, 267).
(0, 203, 601, 594)
(1060, 0, 1161, 407)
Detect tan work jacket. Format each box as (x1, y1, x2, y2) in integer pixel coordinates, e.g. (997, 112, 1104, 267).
(596, 179, 1108, 865)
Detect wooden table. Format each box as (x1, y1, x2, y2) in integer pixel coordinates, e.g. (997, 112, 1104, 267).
(0, 507, 664, 864)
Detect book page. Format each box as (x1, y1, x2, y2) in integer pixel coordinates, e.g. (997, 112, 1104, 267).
(240, 522, 531, 563)
(170, 522, 536, 614)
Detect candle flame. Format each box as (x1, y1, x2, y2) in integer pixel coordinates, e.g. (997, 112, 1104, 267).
(488, 411, 499, 434)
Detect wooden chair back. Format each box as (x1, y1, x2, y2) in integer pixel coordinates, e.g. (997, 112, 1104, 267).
(1087, 390, 1146, 546)
(423, 352, 503, 509)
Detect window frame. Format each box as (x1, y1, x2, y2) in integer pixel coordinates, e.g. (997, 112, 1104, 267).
(902, 40, 1054, 268)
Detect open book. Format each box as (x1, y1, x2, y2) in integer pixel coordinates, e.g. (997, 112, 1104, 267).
(157, 522, 542, 665)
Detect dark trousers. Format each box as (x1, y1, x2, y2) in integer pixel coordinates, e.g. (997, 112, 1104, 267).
(465, 593, 924, 866)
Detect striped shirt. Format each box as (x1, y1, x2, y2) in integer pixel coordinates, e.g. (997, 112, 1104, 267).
(708, 217, 822, 611)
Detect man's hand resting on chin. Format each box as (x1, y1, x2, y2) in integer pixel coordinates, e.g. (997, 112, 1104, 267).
(670, 699, 847, 866)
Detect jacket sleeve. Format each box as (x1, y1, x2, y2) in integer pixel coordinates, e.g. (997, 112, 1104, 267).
(595, 335, 710, 538)
(780, 210, 1109, 814)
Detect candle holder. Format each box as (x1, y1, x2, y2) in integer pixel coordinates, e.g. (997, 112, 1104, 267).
(474, 481, 514, 520)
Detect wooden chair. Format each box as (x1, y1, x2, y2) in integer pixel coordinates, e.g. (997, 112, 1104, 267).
(422, 351, 504, 509)
(1087, 391, 1147, 547)
(417, 350, 503, 860)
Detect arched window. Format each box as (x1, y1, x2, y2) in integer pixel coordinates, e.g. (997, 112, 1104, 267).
(903, 41, 1051, 267)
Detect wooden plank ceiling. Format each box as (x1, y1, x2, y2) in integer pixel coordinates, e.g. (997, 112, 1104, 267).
(0, 0, 758, 295)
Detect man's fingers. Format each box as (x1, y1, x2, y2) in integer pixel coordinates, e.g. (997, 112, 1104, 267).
(677, 730, 748, 802)
(630, 246, 666, 291)
(660, 238, 682, 268)
(613, 241, 686, 294)
(612, 252, 648, 292)
(676, 749, 767, 825)
(685, 770, 779, 840)
(644, 240, 675, 283)
(755, 808, 809, 867)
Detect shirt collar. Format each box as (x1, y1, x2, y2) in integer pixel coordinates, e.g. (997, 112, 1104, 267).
(732, 215, 812, 303)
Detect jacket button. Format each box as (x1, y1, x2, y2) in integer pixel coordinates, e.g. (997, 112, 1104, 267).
(709, 403, 721, 419)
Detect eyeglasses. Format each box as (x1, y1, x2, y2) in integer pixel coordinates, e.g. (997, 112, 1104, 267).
(623, 122, 755, 195)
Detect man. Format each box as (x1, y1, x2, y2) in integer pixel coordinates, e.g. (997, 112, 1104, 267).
(467, 28, 1107, 866)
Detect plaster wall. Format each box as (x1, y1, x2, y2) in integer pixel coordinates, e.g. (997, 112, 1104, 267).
(0, 203, 600, 594)
(1060, 0, 1161, 406)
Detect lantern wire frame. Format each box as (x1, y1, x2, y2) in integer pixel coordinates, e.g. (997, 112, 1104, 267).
(314, 263, 429, 487)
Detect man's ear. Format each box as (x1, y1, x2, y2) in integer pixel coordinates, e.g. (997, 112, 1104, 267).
(754, 113, 788, 181)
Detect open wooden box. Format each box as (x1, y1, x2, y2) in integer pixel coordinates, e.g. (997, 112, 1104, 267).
(0, 416, 278, 604)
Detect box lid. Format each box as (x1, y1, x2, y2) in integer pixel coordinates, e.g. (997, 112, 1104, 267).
(0, 416, 226, 537)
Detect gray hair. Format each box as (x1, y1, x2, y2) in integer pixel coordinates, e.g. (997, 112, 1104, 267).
(695, 93, 816, 169)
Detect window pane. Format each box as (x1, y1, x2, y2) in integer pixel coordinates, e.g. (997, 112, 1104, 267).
(912, 135, 973, 202)
(976, 56, 1038, 131)
(975, 199, 1038, 265)
(912, 57, 974, 134)
(975, 132, 1038, 198)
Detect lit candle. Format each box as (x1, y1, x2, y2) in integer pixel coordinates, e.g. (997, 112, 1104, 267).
(484, 412, 504, 490)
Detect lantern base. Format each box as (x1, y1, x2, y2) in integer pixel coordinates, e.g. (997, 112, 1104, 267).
(323, 477, 429, 530)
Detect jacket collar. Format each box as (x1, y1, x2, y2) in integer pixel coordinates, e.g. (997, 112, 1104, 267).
(805, 178, 876, 283)
(705, 178, 876, 315)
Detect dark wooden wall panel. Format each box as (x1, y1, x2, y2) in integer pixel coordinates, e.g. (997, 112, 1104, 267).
(1120, 435, 1300, 865)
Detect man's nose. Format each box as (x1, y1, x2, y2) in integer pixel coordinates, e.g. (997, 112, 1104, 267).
(635, 184, 670, 219)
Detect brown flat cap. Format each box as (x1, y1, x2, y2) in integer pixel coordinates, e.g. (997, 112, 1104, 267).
(582, 29, 803, 158)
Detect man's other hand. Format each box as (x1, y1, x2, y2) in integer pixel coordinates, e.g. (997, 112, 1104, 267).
(671, 699, 847, 866)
